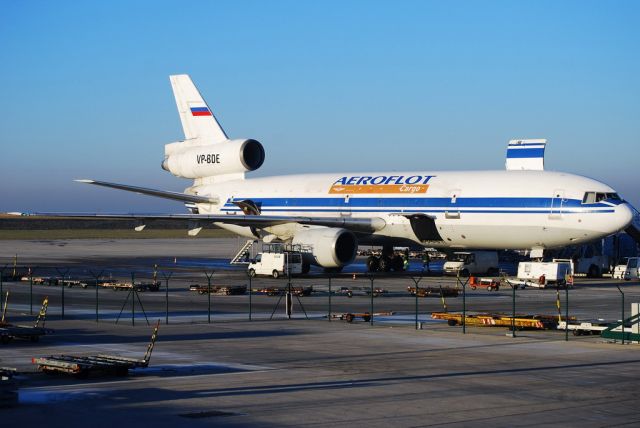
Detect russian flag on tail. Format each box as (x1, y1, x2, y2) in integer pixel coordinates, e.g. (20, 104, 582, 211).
(190, 106, 212, 117)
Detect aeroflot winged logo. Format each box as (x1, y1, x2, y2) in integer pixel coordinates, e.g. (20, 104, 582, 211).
(329, 175, 435, 194)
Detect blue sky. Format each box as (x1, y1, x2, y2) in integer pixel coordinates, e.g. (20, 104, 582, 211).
(1, 0, 638, 212)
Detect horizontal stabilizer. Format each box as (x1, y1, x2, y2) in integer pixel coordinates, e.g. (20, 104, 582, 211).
(505, 139, 547, 171)
(75, 179, 217, 204)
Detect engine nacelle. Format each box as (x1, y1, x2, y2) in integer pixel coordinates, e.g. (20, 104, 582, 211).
(292, 227, 357, 268)
(162, 139, 265, 179)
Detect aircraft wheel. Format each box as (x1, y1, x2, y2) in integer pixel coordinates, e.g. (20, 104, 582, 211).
(395, 255, 406, 271)
(366, 256, 379, 272)
(379, 257, 392, 272)
(301, 262, 311, 274)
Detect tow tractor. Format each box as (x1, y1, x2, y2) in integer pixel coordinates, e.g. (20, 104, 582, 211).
(468, 276, 501, 291)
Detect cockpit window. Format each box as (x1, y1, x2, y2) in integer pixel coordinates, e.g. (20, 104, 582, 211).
(582, 192, 596, 204)
(582, 192, 621, 204)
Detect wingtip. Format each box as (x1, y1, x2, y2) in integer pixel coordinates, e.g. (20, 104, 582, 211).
(74, 179, 95, 183)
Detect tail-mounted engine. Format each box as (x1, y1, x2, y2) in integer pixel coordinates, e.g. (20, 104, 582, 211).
(162, 139, 265, 179)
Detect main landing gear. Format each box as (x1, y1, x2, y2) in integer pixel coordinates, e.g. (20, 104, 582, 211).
(366, 246, 406, 272)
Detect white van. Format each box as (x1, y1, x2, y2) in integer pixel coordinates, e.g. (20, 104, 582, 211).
(248, 252, 303, 278)
(443, 251, 499, 276)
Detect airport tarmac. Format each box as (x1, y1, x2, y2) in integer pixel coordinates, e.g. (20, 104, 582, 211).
(1, 238, 640, 427)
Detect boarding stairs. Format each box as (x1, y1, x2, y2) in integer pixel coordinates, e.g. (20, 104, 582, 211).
(230, 239, 257, 265)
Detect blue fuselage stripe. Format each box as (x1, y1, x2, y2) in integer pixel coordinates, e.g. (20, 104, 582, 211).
(223, 197, 610, 209)
(221, 196, 616, 215)
(221, 207, 615, 214)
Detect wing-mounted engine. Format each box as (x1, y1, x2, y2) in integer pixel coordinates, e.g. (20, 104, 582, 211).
(162, 138, 265, 179)
(292, 227, 358, 268)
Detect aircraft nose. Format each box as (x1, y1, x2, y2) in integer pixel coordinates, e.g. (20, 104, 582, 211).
(614, 203, 634, 232)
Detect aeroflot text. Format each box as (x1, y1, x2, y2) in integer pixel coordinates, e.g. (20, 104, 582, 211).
(333, 175, 435, 186)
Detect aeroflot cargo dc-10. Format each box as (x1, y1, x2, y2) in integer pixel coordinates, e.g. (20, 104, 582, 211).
(69, 75, 638, 272)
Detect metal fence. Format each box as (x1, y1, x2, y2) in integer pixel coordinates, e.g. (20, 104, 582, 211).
(1, 263, 639, 343)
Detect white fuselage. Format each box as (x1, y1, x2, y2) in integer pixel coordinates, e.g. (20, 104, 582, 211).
(191, 170, 633, 250)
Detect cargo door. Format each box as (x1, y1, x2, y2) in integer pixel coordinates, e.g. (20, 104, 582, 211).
(549, 189, 565, 219)
(341, 194, 352, 217)
(445, 189, 462, 219)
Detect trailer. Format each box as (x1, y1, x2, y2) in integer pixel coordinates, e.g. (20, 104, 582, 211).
(557, 320, 611, 336)
(338, 286, 388, 298)
(331, 311, 395, 323)
(257, 286, 313, 297)
(0, 295, 53, 344)
(189, 284, 247, 295)
(100, 281, 160, 292)
(432, 312, 562, 330)
(33, 320, 159, 378)
(407, 286, 459, 297)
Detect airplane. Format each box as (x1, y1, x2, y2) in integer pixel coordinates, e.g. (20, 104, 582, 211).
(61, 75, 639, 272)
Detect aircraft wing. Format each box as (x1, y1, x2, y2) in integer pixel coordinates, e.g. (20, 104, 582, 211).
(18, 212, 387, 234)
(60, 179, 387, 233)
(74, 179, 218, 204)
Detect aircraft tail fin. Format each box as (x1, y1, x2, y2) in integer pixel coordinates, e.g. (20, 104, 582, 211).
(169, 74, 228, 144)
(505, 139, 547, 171)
